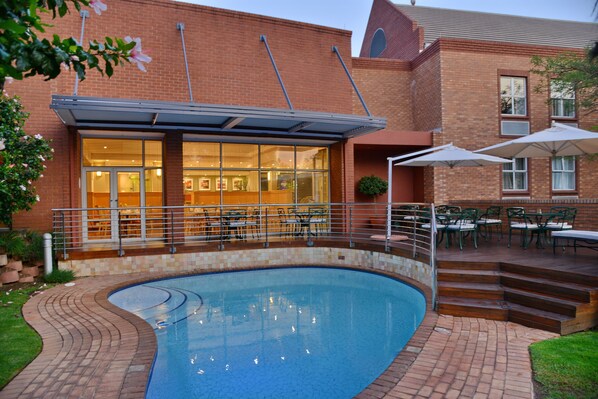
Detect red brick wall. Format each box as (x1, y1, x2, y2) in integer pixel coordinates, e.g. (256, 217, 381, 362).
(360, 0, 422, 60)
(6, 0, 356, 231)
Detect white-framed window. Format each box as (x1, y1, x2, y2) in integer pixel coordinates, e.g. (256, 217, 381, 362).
(550, 81, 575, 118)
(552, 156, 575, 191)
(503, 158, 528, 191)
(501, 76, 527, 116)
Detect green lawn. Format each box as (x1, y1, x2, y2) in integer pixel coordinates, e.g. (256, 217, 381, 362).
(0, 285, 44, 389)
(530, 330, 598, 399)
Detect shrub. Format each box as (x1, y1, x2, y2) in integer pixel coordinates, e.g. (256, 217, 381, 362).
(0, 231, 26, 259)
(22, 231, 44, 263)
(357, 175, 388, 198)
(43, 269, 75, 284)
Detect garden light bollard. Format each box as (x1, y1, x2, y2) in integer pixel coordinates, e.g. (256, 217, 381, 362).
(43, 233, 53, 276)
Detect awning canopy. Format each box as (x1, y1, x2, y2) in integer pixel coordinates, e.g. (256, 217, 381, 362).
(51, 95, 386, 141)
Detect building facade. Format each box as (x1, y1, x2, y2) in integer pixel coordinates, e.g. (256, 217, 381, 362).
(6, 0, 598, 235)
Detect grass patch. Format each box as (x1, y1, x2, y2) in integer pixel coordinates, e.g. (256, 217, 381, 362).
(43, 269, 75, 284)
(530, 330, 598, 399)
(0, 285, 49, 389)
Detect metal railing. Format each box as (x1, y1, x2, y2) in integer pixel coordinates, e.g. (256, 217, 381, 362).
(52, 202, 438, 306)
(52, 202, 436, 256)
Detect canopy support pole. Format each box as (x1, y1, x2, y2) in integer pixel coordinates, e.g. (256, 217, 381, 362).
(177, 23, 194, 102)
(332, 46, 371, 117)
(260, 35, 293, 110)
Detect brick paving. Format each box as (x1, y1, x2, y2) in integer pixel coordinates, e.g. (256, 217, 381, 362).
(1, 273, 557, 399)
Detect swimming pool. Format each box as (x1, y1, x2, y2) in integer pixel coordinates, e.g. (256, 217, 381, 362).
(109, 267, 426, 398)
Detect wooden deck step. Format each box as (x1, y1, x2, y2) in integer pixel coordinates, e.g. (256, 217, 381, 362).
(437, 297, 507, 320)
(501, 272, 593, 303)
(504, 287, 584, 317)
(437, 269, 500, 284)
(501, 262, 598, 287)
(508, 303, 571, 334)
(437, 260, 499, 271)
(438, 282, 503, 300)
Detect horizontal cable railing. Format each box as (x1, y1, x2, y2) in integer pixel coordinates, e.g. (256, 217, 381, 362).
(51, 203, 435, 260)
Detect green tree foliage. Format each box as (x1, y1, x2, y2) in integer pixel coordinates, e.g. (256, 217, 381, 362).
(0, 0, 151, 90)
(0, 93, 53, 229)
(531, 48, 598, 115)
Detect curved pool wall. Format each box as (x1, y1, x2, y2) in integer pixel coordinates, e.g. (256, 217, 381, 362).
(109, 267, 427, 399)
(58, 247, 433, 288)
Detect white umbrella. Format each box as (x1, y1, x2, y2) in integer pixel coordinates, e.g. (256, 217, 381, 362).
(396, 144, 513, 168)
(475, 123, 598, 158)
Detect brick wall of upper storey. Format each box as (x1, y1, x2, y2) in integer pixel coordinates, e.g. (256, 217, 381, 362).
(4, 0, 357, 231)
(360, 0, 422, 61)
(430, 41, 598, 203)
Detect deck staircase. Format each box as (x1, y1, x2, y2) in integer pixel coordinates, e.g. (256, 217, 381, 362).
(437, 260, 598, 335)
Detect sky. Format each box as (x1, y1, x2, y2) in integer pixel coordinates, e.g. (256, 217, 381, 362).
(178, 0, 597, 55)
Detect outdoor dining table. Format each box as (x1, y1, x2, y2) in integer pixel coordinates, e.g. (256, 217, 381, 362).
(294, 211, 314, 237)
(524, 211, 560, 248)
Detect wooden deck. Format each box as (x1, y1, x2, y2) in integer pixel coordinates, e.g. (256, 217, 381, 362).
(436, 237, 597, 334)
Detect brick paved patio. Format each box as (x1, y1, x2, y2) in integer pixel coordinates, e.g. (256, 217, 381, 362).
(0, 271, 557, 399)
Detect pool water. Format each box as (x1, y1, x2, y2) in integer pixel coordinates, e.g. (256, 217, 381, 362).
(109, 267, 426, 398)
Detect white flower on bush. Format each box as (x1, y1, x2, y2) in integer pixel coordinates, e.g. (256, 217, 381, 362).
(0, 138, 4, 151)
(34, 134, 43, 139)
(38, 155, 45, 161)
(124, 36, 152, 71)
(19, 185, 26, 191)
(36, 195, 40, 202)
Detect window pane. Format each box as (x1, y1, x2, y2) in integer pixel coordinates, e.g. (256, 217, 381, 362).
(297, 172, 329, 203)
(261, 171, 294, 204)
(223, 171, 259, 204)
(564, 156, 575, 170)
(183, 142, 220, 168)
(563, 99, 576, 117)
(182, 171, 220, 205)
(145, 140, 162, 167)
(512, 78, 525, 96)
(514, 172, 527, 190)
(296, 146, 328, 170)
(514, 158, 527, 171)
(83, 138, 142, 167)
(145, 169, 163, 207)
(514, 98, 526, 115)
(502, 173, 513, 190)
(261, 145, 294, 169)
(500, 78, 511, 96)
(222, 143, 258, 169)
(501, 98, 512, 115)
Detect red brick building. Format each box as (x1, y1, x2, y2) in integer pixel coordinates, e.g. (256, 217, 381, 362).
(6, 0, 598, 235)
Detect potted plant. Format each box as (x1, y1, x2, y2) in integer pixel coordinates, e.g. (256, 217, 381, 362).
(356, 175, 388, 229)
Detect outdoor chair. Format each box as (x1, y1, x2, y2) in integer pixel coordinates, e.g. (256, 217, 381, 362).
(506, 207, 539, 249)
(445, 207, 479, 250)
(394, 204, 420, 231)
(277, 208, 298, 236)
(420, 208, 449, 246)
(308, 207, 327, 236)
(545, 207, 576, 238)
(244, 208, 261, 239)
(203, 209, 223, 240)
(476, 205, 503, 240)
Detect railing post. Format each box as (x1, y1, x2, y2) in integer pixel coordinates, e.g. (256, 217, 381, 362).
(349, 205, 355, 248)
(118, 211, 124, 257)
(170, 210, 176, 254)
(430, 203, 438, 311)
(218, 206, 224, 251)
(264, 208, 269, 248)
(412, 207, 417, 258)
(60, 211, 68, 260)
(307, 214, 314, 247)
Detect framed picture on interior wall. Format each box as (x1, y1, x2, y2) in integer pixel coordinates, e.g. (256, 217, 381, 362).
(232, 177, 245, 191)
(183, 177, 193, 191)
(216, 177, 228, 191)
(199, 177, 211, 191)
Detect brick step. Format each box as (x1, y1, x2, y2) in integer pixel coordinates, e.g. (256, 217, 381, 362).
(501, 262, 598, 287)
(508, 303, 571, 334)
(438, 282, 503, 300)
(437, 260, 499, 271)
(504, 287, 584, 317)
(437, 269, 500, 284)
(437, 297, 507, 320)
(501, 272, 593, 303)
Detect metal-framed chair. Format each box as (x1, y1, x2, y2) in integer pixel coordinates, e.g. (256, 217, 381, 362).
(446, 208, 479, 250)
(476, 205, 503, 240)
(506, 207, 539, 249)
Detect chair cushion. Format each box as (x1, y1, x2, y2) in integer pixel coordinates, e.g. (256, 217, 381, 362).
(510, 223, 539, 229)
(447, 223, 476, 230)
(477, 219, 502, 225)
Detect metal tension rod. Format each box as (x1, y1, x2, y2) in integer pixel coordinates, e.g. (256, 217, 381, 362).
(177, 22, 194, 102)
(73, 10, 89, 96)
(331, 46, 371, 117)
(260, 35, 293, 110)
